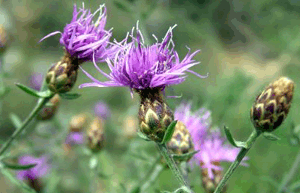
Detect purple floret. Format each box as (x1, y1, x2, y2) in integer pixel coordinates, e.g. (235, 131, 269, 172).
(94, 101, 110, 120)
(40, 3, 113, 62)
(65, 132, 85, 146)
(29, 73, 44, 91)
(16, 155, 50, 181)
(79, 23, 207, 91)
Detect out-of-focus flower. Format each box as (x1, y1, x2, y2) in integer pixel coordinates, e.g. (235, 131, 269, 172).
(80, 23, 206, 91)
(65, 132, 85, 146)
(0, 24, 9, 52)
(69, 113, 88, 132)
(94, 100, 110, 120)
(174, 103, 247, 181)
(37, 94, 61, 120)
(87, 117, 105, 152)
(16, 155, 50, 181)
(29, 73, 44, 91)
(123, 115, 138, 139)
(41, 4, 113, 63)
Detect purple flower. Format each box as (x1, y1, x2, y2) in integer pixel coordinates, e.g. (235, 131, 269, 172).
(29, 73, 44, 91)
(174, 103, 248, 179)
(65, 132, 85, 146)
(79, 23, 207, 91)
(40, 3, 113, 62)
(16, 155, 51, 181)
(94, 101, 110, 120)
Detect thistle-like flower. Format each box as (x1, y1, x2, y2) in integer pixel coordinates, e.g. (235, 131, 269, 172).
(65, 132, 85, 146)
(29, 73, 44, 91)
(41, 4, 112, 63)
(87, 117, 105, 152)
(94, 100, 111, 120)
(37, 94, 61, 120)
(250, 77, 295, 132)
(80, 24, 206, 142)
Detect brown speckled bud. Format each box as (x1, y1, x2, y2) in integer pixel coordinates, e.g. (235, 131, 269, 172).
(37, 94, 61, 120)
(69, 113, 88, 132)
(46, 52, 80, 93)
(201, 162, 226, 193)
(87, 117, 105, 152)
(250, 77, 295, 132)
(137, 88, 174, 142)
(166, 121, 194, 158)
(0, 25, 9, 52)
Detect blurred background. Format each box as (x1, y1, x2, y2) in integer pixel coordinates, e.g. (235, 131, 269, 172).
(0, 0, 300, 192)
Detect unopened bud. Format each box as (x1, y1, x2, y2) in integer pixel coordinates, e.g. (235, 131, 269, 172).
(37, 94, 60, 120)
(69, 114, 88, 132)
(166, 121, 194, 158)
(137, 88, 174, 142)
(87, 117, 105, 152)
(250, 77, 295, 132)
(46, 52, 79, 93)
(201, 162, 226, 193)
(0, 25, 9, 53)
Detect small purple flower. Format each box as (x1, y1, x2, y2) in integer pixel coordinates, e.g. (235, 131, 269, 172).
(65, 132, 85, 146)
(174, 103, 248, 179)
(40, 3, 113, 62)
(94, 101, 110, 120)
(16, 155, 51, 181)
(79, 23, 207, 91)
(29, 73, 44, 91)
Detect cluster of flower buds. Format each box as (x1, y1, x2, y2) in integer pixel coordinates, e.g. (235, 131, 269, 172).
(137, 88, 174, 142)
(37, 94, 61, 120)
(201, 162, 226, 193)
(87, 117, 105, 152)
(166, 121, 194, 158)
(250, 77, 295, 132)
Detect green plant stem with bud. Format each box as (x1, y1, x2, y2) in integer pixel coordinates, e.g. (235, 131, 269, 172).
(277, 149, 300, 193)
(214, 130, 262, 193)
(157, 143, 193, 193)
(0, 95, 53, 156)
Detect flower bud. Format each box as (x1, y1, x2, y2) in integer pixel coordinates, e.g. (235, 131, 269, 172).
(87, 117, 105, 152)
(166, 121, 194, 157)
(0, 25, 9, 53)
(201, 162, 226, 193)
(46, 52, 79, 93)
(250, 77, 295, 132)
(69, 113, 88, 132)
(137, 88, 174, 142)
(37, 94, 60, 120)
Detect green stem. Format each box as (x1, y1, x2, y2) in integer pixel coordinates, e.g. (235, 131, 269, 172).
(0, 96, 52, 156)
(214, 130, 261, 193)
(157, 143, 192, 192)
(277, 149, 300, 193)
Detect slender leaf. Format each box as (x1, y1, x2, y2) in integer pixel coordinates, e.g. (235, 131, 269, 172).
(223, 126, 247, 148)
(137, 131, 151, 141)
(263, 132, 281, 141)
(260, 176, 279, 188)
(15, 83, 52, 98)
(172, 151, 199, 162)
(161, 120, 177, 144)
(59, 93, 81, 100)
(9, 113, 22, 129)
(288, 180, 300, 191)
(2, 161, 37, 170)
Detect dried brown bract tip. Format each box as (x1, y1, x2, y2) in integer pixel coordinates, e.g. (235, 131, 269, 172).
(250, 77, 295, 132)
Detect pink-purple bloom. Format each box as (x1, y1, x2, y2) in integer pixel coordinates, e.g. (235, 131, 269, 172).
(16, 155, 51, 180)
(94, 101, 110, 120)
(79, 24, 207, 91)
(40, 4, 112, 62)
(65, 132, 85, 146)
(29, 73, 44, 91)
(174, 103, 248, 179)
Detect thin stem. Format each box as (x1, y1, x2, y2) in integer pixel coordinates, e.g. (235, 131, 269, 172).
(277, 149, 300, 193)
(0, 96, 52, 156)
(157, 143, 192, 193)
(214, 130, 261, 193)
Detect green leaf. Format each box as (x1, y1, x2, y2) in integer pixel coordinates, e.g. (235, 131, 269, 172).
(113, 1, 131, 13)
(223, 126, 247, 148)
(15, 83, 52, 98)
(9, 113, 22, 129)
(0, 168, 36, 193)
(260, 176, 279, 188)
(161, 120, 177, 144)
(263, 132, 281, 141)
(172, 151, 199, 162)
(2, 161, 37, 170)
(59, 93, 81, 100)
(137, 131, 151, 141)
(288, 180, 300, 191)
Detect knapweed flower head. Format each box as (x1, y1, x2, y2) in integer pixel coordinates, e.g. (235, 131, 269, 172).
(80, 23, 207, 92)
(94, 100, 111, 120)
(174, 102, 247, 179)
(41, 3, 112, 62)
(16, 155, 51, 181)
(65, 132, 85, 146)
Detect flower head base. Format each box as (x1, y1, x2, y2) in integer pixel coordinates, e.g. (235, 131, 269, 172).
(41, 4, 112, 62)
(17, 155, 50, 181)
(138, 88, 174, 142)
(250, 77, 295, 132)
(80, 24, 206, 91)
(94, 100, 111, 120)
